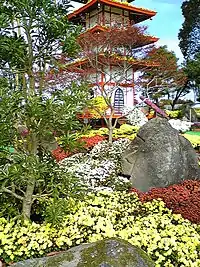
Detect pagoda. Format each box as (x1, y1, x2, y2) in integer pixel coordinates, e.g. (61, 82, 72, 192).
(67, 0, 159, 119)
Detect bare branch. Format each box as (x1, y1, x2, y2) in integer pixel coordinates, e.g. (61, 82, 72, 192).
(2, 187, 24, 201)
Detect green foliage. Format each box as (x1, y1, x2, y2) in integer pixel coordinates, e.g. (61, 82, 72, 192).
(0, 192, 199, 266)
(179, 0, 200, 59)
(179, 0, 200, 94)
(0, 0, 81, 70)
(0, 150, 86, 219)
(0, 0, 89, 219)
(185, 53, 200, 95)
(0, 80, 89, 219)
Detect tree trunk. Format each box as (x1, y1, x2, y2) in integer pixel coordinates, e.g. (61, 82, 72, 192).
(22, 134, 37, 220)
(171, 102, 175, 111)
(108, 126, 113, 144)
(22, 177, 35, 220)
(108, 114, 113, 144)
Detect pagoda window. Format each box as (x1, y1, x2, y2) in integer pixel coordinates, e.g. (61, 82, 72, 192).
(114, 88, 124, 110)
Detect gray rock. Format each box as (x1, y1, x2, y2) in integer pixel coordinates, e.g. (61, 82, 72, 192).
(122, 117, 200, 192)
(12, 238, 155, 267)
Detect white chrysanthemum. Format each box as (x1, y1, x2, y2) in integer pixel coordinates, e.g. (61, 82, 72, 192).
(169, 119, 191, 132)
(59, 139, 131, 190)
(123, 106, 148, 126)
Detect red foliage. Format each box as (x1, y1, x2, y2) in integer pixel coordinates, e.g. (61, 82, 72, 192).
(52, 147, 72, 162)
(79, 135, 106, 149)
(52, 135, 106, 162)
(130, 180, 200, 224)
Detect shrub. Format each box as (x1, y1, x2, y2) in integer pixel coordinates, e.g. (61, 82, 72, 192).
(123, 106, 148, 126)
(79, 135, 106, 149)
(59, 139, 131, 191)
(165, 110, 181, 118)
(80, 124, 139, 140)
(52, 135, 106, 161)
(169, 119, 191, 132)
(52, 147, 72, 162)
(112, 124, 139, 139)
(131, 180, 200, 224)
(78, 128, 109, 138)
(0, 192, 200, 266)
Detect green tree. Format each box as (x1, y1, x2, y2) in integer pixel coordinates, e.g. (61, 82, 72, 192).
(179, 0, 200, 96)
(0, 0, 89, 220)
(139, 46, 189, 110)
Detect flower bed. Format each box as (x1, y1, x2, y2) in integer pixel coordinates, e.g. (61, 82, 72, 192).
(52, 135, 106, 162)
(131, 180, 200, 224)
(0, 192, 200, 266)
(59, 138, 131, 191)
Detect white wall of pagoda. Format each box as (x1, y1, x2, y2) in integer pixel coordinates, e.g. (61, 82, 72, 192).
(90, 66, 136, 109)
(85, 5, 131, 29)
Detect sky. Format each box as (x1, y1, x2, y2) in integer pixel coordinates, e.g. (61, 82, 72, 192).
(134, 0, 184, 62)
(71, 0, 184, 62)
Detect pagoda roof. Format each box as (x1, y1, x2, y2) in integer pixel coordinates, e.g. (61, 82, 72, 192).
(78, 25, 159, 46)
(65, 54, 159, 72)
(68, 0, 156, 24)
(79, 25, 109, 35)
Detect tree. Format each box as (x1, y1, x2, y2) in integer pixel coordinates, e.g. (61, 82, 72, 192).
(0, 0, 89, 219)
(68, 25, 158, 143)
(179, 0, 200, 59)
(179, 0, 200, 96)
(138, 46, 189, 110)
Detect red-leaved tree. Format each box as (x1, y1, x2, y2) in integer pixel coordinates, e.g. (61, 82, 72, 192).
(67, 25, 159, 143)
(138, 45, 189, 110)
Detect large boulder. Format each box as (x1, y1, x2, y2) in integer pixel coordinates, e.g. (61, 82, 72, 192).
(122, 117, 200, 192)
(12, 238, 155, 267)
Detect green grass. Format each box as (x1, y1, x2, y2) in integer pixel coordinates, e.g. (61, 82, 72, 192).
(185, 131, 200, 136)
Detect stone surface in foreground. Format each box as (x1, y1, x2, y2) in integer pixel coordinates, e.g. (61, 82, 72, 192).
(12, 238, 155, 267)
(122, 117, 200, 192)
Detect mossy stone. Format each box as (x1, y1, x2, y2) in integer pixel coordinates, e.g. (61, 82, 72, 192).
(12, 238, 155, 267)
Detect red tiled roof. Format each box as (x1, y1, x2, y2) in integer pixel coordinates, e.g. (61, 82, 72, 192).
(68, 0, 156, 21)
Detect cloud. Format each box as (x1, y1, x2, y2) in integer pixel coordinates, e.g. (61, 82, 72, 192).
(157, 39, 184, 63)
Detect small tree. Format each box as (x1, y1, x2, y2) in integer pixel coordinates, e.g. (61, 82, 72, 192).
(0, 0, 89, 219)
(138, 46, 189, 110)
(69, 25, 158, 143)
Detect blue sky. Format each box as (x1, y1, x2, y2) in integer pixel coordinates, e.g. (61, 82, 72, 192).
(134, 0, 184, 61)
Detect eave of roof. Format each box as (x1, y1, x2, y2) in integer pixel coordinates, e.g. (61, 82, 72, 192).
(78, 26, 159, 45)
(65, 55, 160, 71)
(68, 0, 156, 20)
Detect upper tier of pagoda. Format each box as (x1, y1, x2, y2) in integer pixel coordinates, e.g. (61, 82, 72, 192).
(72, 0, 133, 4)
(68, 0, 157, 26)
